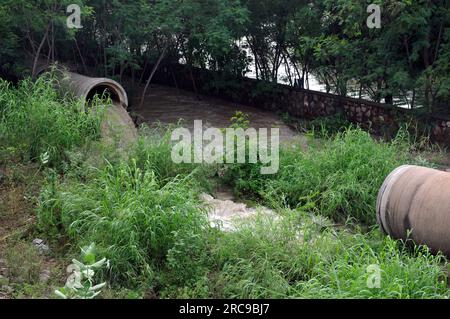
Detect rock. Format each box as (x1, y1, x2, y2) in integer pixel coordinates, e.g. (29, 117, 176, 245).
(39, 269, 51, 283)
(33, 238, 50, 255)
(33, 238, 44, 245)
(447, 122, 450, 128)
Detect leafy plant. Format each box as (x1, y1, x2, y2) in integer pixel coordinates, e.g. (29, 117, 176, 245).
(55, 244, 109, 299)
(230, 111, 250, 129)
(305, 114, 353, 138)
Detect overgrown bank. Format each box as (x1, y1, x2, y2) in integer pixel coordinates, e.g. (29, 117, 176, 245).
(1, 79, 449, 298)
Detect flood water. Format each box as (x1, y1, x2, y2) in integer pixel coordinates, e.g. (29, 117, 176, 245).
(130, 84, 306, 147)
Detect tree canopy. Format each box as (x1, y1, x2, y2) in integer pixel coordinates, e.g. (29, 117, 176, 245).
(0, 0, 448, 113)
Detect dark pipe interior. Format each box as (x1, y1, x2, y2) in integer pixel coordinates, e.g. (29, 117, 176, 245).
(86, 85, 121, 105)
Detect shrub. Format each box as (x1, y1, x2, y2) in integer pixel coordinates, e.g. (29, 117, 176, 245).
(305, 113, 353, 138)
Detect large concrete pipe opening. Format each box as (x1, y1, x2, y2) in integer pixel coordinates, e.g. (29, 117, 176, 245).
(86, 84, 122, 106)
(37, 64, 137, 150)
(35, 64, 128, 108)
(377, 165, 450, 257)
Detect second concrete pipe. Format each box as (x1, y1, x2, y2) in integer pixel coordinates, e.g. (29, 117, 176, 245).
(377, 165, 450, 257)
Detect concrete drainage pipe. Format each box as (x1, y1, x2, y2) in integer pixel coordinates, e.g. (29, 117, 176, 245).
(37, 65, 137, 150)
(377, 165, 450, 257)
(36, 65, 128, 109)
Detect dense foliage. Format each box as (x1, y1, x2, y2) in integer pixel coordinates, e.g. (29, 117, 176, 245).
(0, 79, 448, 298)
(0, 0, 448, 112)
(1, 1, 449, 300)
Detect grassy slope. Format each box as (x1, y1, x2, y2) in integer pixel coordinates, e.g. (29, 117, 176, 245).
(0, 79, 449, 298)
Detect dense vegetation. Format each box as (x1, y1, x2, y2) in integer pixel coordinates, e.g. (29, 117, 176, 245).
(1, 79, 448, 298)
(0, 0, 449, 300)
(0, 77, 102, 168)
(0, 0, 449, 112)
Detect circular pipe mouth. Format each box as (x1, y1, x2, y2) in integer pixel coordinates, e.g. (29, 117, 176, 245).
(85, 82, 128, 108)
(35, 64, 129, 109)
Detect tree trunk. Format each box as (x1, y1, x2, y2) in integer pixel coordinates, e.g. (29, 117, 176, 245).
(75, 37, 88, 74)
(139, 59, 149, 85)
(32, 24, 51, 79)
(188, 64, 200, 100)
(139, 45, 167, 109)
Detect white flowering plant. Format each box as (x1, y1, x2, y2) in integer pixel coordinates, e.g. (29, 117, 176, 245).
(55, 243, 110, 299)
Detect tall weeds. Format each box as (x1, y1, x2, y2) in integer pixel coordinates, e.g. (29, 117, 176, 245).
(37, 135, 210, 286)
(221, 128, 414, 225)
(0, 77, 102, 167)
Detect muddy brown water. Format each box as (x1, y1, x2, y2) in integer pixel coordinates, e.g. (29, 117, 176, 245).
(130, 85, 306, 147)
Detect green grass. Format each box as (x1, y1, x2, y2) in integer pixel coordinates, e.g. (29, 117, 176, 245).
(1, 79, 448, 299)
(220, 128, 420, 225)
(36, 127, 449, 298)
(37, 133, 211, 287)
(205, 212, 448, 299)
(305, 113, 353, 138)
(0, 77, 102, 168)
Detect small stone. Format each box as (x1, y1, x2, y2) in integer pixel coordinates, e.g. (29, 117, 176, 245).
(446, 122, 450, 128)
(32, 238, 44, 245)
(33, 238, 50, 255)
(199, 193, 215, 202)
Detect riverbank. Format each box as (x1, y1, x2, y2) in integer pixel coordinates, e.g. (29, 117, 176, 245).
(1, 78, 449, 299)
